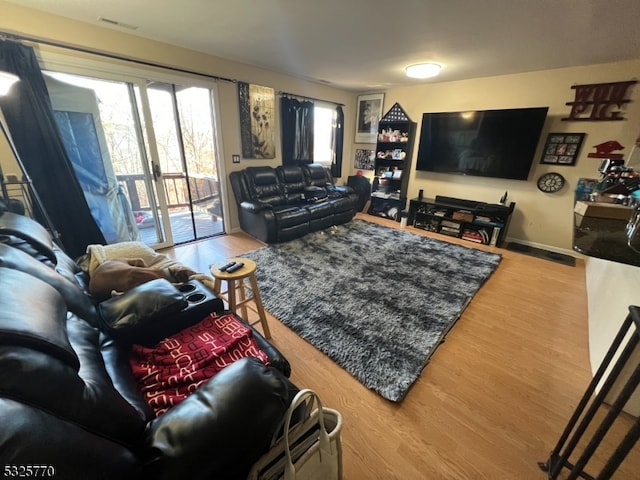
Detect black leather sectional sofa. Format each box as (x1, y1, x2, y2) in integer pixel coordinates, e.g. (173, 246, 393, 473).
(0, 209, 298, 480)
(229, 163, 358, 243)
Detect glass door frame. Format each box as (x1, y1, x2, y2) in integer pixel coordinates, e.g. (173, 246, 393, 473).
(132, 81, 174, 247)
(38, 49, 228, 249)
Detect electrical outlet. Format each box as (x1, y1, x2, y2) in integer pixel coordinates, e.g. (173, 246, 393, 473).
(232, 154, 240, 164)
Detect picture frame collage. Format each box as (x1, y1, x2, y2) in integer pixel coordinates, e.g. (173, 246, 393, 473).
(540, 132, 585, 166)
(354, 149, 375, 170)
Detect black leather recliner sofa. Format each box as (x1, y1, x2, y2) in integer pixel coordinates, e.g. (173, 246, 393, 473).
(0, 211, 298, 480)
(229, 163, 358, 243)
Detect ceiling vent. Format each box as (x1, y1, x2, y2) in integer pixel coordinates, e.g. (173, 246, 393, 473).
(98, 17, 139, 30)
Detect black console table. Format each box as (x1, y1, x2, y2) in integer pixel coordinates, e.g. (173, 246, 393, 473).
(407, 195, 514, 247)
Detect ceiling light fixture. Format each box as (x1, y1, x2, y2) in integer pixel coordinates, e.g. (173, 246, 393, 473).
(405, 63, 442, 79)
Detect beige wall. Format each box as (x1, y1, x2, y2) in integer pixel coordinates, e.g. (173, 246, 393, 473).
(379, 62, 640, 252)
(2, 1, 639, 252)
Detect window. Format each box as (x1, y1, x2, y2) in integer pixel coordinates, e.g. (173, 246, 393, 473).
(38, 51, 225, 248)
(313, 103, 336, 167)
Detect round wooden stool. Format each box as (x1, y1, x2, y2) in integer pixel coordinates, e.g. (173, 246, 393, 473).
(210, 257, 271, 339)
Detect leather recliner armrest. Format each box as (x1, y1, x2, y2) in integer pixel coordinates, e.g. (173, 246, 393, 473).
(240, 200, 272, 214)
(240, 316, 291, 377)
(237, 206, 278, 243)
(0, 211, 58, 265)
(144, 357, 297, 480)
(334, 185, 354, 195)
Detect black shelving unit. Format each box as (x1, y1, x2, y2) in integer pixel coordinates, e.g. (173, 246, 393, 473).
(367, 103, 416, 221)
(407, 195, 514, 247)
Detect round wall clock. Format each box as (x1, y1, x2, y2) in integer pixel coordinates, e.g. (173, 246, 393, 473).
(537, 172, 565, 193)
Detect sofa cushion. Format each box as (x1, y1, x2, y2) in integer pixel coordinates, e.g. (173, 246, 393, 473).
(0, 267, 79, 370)
(305, 200, 334, 219)
(277, 165, 307, 203)
(0, 244, 98, 325)
(273, 206, 309, 228)
(303, 163, 333, 188)
(245, 167, 286, 206)
(0, 268, 147, 444)
(0, 335, 145, 445)
(329, 196, 357, 213)
(0, 211, 57, 265)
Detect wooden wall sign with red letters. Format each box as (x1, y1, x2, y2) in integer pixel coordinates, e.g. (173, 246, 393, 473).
(562, 80, 637, 121)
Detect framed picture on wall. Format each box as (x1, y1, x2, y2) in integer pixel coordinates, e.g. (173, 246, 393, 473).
(354, 149, 375, 170)
(355, 93, 384, 143)
(237, 81, 276, 158)
(540, 132, 585, 166)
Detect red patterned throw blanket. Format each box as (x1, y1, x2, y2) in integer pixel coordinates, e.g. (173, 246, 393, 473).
(129, 312, 270, 416)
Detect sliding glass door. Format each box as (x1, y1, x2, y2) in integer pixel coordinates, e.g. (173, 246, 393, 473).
(43, 69, 224, 248)
(140, 82, 222, 245)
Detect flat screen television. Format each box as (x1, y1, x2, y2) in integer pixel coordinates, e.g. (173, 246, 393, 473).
(415, 107, 549, 180)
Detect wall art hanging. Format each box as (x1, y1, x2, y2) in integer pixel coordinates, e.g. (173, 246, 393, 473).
(540, 133, 585, 166)
(238, 82, 276, 158)
(562, 80, 637, 121)
(354, 149, 375, 170)
(587, 140, 625, 159)
(355, 93, 384, 143)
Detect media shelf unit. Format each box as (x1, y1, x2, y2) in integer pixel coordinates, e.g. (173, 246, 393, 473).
(407, 195, 515, 247)
(367, 103, 416, 221)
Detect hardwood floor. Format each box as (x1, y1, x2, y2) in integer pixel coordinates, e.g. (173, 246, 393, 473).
(162, 214, 640, 479)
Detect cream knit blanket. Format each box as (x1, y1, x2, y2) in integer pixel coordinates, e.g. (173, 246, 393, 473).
(85, 242, 216, 292)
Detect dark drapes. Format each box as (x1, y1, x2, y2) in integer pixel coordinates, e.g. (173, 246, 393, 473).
(330, 105, 344, 178)
(0, 40, 105, 257)
(280, 96, 314, 166)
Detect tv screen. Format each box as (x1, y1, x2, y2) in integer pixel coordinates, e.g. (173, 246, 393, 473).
(416, 107, 549, 180)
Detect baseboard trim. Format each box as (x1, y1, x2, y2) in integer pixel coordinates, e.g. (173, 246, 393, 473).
(503, 236, 584, 260)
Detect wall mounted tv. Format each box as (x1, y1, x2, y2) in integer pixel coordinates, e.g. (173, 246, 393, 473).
(416, 107, 549, 180)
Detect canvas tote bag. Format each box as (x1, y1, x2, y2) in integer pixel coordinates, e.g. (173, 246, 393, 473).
(247, 388, 343, 480)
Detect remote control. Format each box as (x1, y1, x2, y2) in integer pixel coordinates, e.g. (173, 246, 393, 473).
(225, 262, 244, 273)
(218, 261, 236, 272)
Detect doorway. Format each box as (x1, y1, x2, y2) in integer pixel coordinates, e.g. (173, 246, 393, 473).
(44, 70, 224, 248)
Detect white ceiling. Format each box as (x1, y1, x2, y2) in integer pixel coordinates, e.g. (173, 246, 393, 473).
(6, 0, 640, 91)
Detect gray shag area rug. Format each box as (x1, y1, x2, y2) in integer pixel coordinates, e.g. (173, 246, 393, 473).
(244, 219, 501, 401)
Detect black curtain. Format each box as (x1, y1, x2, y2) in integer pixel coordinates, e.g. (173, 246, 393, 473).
(330, 105, 344, 178)
(0, 40, 105, 257)
(280, 96, 314, 166)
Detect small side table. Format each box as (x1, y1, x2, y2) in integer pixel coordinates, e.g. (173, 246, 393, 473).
(210, 257, 271, 339)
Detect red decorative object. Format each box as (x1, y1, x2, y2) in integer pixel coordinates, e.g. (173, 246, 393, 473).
(587, 140, 625, 159)
(562, 80, 637, 121)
